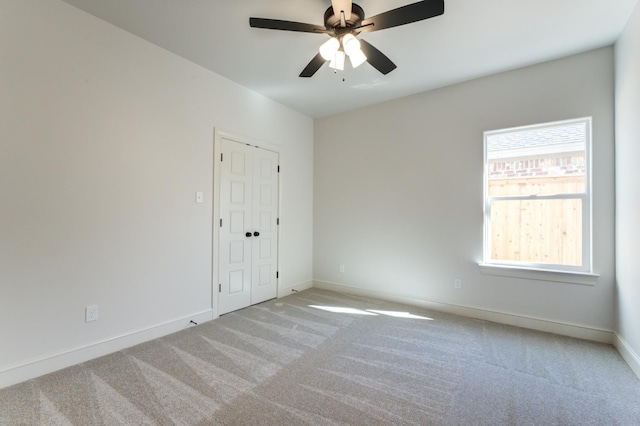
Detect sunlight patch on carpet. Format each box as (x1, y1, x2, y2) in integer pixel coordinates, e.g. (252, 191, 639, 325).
(367, 309, 433, 320)
(308, 305, 432, 320)
(308, 305, 378, 315)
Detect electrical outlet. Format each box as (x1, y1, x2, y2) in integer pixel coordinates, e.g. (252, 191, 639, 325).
(86, 305, 99, 322)
(454, 278, 462, 289)
(339, 264, 345, 273)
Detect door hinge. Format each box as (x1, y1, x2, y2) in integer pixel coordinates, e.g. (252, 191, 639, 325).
(221, 153, 223, 162)
(276, 271, 279, 279)
(277, 165, 280, 173)
(219, 283, 222, 293)
(220, 218, 222, 227)
(277, 218, 280, 225)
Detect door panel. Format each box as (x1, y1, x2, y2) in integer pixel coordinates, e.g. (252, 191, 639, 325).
(218, 140, 253, 315)
(229, 211, 244, 233)
(260, 212, 272, 231)
(228, 270, 244, 294)
(251, 147, 279, 305)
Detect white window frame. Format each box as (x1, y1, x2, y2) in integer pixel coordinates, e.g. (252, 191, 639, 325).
(481, 117, 598, 285)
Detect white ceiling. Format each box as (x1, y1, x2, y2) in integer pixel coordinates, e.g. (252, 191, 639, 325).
(60, 0, 638, 118)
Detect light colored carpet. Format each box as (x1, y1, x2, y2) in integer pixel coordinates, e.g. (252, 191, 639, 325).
(1, 288, 639, 425)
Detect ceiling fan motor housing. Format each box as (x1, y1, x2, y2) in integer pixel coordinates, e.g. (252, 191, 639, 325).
(324, 4, 365, 30)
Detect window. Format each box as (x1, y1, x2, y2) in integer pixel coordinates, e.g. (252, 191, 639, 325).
(483, 118, 592, 275)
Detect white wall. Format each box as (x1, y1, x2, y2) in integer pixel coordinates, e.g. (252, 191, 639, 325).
(0, 0, 313, 387)
(615, 2, 640, 376)
(315, 47, 615, 334)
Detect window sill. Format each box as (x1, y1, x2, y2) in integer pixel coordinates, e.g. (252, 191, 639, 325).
(478, 263, 599, 286)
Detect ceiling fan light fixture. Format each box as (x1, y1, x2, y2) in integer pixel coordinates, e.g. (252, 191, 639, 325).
(329, 50, 345, 70)
(349, 49, 367, 68)
(342, 33, 361, 56)
(319, 37, 340, 61)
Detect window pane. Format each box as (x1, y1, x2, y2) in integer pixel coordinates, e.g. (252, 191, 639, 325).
(487, 122, 586, 196)
(490, 198, 582, 266)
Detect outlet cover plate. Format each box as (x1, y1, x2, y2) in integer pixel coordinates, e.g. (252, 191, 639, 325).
(86, 305, 99, 322)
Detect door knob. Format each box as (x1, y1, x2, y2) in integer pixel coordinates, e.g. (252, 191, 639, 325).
(253, 231, 260, 237)
(245, 232, 252, 237)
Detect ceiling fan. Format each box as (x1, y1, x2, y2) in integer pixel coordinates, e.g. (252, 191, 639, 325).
(249, 0, 445, 77)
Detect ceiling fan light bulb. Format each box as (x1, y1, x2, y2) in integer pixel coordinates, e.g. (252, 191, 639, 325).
(349, 49, 367, 68)
(342, 34, 361, 56)
(319, 37, 340, 61)
(329, 50, 345, 71)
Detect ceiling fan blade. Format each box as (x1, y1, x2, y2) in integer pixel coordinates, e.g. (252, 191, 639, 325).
(250, 17, 326, 33)
(331, 0, 352, 24)
(359, 0, 444, 33)
(359, 40, 397, 75)
(299, 53, 327, 78)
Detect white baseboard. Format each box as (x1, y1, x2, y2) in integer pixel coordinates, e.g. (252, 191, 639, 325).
(1, 278, 315, 390)
(614, 334, 640, 380)
(278, 280, 313, 298)
(5, 283, 633, 390)
(0, 309, 214, 390)
(313, 280, 615, 344)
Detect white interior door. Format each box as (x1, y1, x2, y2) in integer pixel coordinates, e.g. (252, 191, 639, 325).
(218, 137, 279, 315)
(251, 149, 279, 305)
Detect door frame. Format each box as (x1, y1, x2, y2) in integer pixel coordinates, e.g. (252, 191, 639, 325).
(212, 128, 282, 317)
